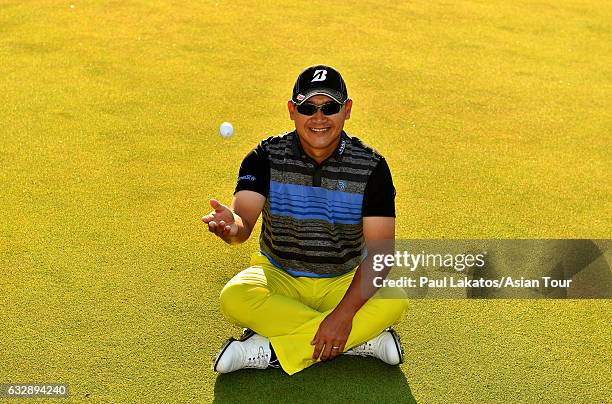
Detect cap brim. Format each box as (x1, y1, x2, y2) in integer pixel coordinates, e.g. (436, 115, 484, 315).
(294, 89, 346, 105)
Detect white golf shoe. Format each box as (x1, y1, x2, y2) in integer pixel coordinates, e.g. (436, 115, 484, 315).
(344, 327, 404, 365)
(213, 329, 273, 373)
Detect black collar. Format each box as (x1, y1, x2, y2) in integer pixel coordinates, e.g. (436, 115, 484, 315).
(290, 130, 348, 165)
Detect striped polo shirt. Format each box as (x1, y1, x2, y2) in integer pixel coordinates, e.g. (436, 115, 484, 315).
(235, 130, 395, 277)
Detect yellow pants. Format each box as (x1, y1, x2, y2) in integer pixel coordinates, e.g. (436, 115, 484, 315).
(219, 253, 408, 375)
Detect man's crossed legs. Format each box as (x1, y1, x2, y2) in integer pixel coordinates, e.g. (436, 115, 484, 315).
(214, 253, 408, 375)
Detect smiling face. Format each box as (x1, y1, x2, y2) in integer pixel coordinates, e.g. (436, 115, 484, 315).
(288, 94, 352, 164)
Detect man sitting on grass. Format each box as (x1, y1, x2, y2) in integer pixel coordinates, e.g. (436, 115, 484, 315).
(203, 65, 407, 375)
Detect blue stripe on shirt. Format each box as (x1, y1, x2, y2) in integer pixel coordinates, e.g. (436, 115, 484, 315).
(269, 181, 363, 225)
(261, 251, 344, 278)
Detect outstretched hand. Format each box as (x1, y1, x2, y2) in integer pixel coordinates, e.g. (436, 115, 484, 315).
(202, 199, 239, 242)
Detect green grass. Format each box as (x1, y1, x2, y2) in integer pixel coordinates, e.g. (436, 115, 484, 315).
(1, 0, 610, 402)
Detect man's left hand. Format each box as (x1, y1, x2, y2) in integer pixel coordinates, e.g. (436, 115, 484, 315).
(311, 309, 354, 362)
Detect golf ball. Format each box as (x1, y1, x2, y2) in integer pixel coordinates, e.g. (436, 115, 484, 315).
(219, 122, 234, 139)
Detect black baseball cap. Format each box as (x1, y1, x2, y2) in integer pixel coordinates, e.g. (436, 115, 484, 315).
(291, 65, 348, 105)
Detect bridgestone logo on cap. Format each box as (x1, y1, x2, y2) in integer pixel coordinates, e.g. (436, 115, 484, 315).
(297, 94, 305, 101)
(312, 69, 327, 82)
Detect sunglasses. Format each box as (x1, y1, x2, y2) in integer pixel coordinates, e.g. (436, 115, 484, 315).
(295, 101, 344, 116)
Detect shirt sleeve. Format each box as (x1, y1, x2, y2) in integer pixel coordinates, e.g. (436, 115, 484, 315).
(234, 142, 270, 198)
(362, 158, 396, 217)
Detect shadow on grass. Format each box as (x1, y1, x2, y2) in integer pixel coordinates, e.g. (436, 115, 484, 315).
(213, 356, 415, 403)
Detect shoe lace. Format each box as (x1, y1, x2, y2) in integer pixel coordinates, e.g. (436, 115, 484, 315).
(245, 346, 270, 368)
(350, 341, 375, 356)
